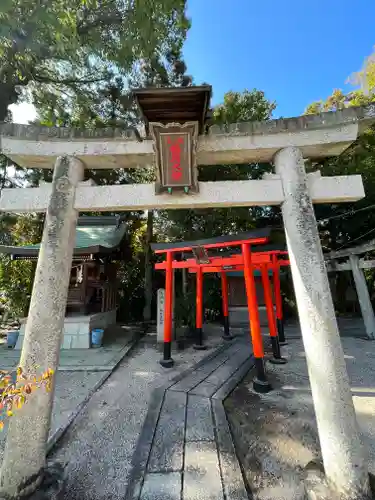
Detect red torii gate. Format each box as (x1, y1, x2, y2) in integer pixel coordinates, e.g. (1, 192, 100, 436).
(187, 250, 289, 351)
(152, 230, 289, 392)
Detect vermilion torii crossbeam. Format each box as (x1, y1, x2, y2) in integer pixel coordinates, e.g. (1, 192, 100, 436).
(153, 236, 269, 254)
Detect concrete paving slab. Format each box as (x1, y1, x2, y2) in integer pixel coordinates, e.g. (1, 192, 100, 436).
(219, 451, 249, 500)
(189, 381, 221, 398)
(186, 395, 214, 442)
(169, 371, 210, 394)
(147, 391, 187, 473)
(183, 441, 224, 500)
(140, 472, 181, 500)
(125, 334, 254, 500)
(211, 400, 248, 500)
(204, 360, 243, 387)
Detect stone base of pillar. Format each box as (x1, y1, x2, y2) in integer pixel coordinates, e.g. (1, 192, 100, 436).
(13, 462, 66, 500)
(304, 460, 374, 500)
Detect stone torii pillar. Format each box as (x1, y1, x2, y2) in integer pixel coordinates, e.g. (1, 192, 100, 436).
(0, 156, 84, 498)
(349, 254, 375, 340)
(274, 146, 370, 499)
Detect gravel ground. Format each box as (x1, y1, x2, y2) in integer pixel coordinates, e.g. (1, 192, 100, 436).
(50, 333, 224, 500)
(225, 336, 375, 500)
(0, 370, 106, 461)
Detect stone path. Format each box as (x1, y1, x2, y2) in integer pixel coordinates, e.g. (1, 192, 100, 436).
(126, 335, 254, 500)
(49, 331, 225, 500)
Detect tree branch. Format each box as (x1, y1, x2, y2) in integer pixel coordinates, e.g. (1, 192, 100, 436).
(33, 75, 107, 86)
(77, 12, 125, 35)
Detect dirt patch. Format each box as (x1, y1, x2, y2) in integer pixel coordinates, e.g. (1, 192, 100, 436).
(225, 338, 375, 500)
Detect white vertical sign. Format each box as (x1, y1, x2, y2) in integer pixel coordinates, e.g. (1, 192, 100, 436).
(157, 288, 165, 343)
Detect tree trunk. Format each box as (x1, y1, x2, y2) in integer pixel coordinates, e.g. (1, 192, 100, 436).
(143, 210, 154, 323)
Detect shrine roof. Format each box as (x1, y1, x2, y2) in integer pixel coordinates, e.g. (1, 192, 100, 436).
(151, 228, 272, 254)
(132, 85, 212, 134)
(0, 216, 126, 260)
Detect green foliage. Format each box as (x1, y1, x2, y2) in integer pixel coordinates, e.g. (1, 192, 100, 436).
(0, 0, 190, 120)
(0, 214, 42, 317)
(213, 89, 276, 125)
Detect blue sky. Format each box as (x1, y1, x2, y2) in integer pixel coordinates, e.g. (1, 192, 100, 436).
(184, 0, 375, 118)
(10, 0, 375, 123)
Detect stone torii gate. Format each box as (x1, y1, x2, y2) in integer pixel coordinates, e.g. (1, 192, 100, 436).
(326, 239, 375, 340)
(0, 88, 374, 499)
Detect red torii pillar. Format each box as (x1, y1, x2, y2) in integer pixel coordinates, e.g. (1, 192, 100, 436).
(220, 271, 233, 340)
(242, 243, 272, 393)
(272, 254, 287, 344)
(260, 263, 287, 364)
(194, 265, 207, 350)
(160, 250, 174, 367)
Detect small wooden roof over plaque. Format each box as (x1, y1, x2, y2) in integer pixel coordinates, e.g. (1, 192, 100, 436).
(132, 85, 212, 134)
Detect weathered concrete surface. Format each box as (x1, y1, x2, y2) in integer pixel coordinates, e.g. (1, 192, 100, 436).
(0, 174, 365, 213)
(49, 334, 224, 500)
(184, 441, 224, 500)
(0, 156, 84, 498)
(126, 335, 253, 500)
(147, 391, 186, 473)
(275, 146, 371, 498)
(141, 472, 181, 500)
(226, 336, 375, 500)
(1, 104, 375, 168)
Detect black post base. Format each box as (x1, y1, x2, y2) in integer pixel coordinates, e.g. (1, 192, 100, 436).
(160, 342, 174, 367)
(270, 336, 287, 364)
(253, 378, 273, 393)
(269, 357, 288, 365)
(194, 327, 207, 350)
(277, 318, 287, 345)
(193, 344, 208, 351)
(160, 358, 174, 368)
(222, 335, 234, 341)
(253, 357, 272, 392)
(222, 316, 233, 341)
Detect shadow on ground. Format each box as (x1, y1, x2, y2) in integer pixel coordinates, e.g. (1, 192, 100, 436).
(225, 336, 375, 500)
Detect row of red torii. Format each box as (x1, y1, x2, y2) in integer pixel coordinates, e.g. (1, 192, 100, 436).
(152, 230, 289, 392)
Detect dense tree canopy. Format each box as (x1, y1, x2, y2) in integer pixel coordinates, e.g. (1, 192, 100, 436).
(0, 0, 190, 121)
